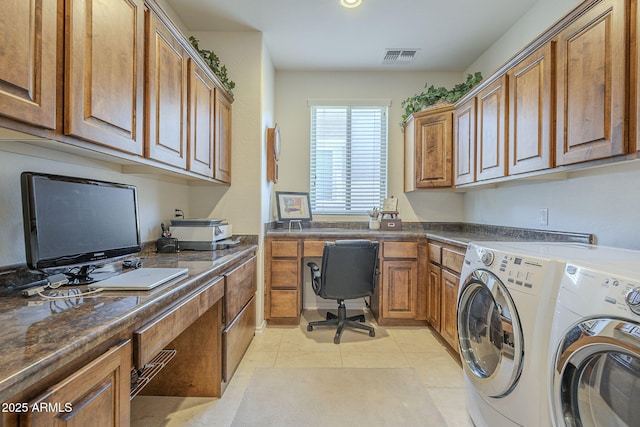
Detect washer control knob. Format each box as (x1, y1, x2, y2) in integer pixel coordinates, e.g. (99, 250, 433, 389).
(625, 287, 640, 315)
(481, 250, 494, 266)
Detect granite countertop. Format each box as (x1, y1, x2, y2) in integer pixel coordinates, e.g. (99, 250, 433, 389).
(266, 221, 595, 247)
(0, 244, 257, 402)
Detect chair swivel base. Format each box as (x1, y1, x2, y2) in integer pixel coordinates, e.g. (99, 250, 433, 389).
(307, 302, 375, 344)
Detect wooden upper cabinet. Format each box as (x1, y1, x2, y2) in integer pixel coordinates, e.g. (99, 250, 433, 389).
(508, 42, 555, 175)
(556, 0, 628, 165)
(65, 0, 145, 155)
(476, 75, 508, 181)
(404, 106, 454, 190)
(188, 60, 215, 177)
(215, 91, 232, 183)
(0, 0, 57, 129)
(454, 97, 476, 185)
(145, 10, 188, 169)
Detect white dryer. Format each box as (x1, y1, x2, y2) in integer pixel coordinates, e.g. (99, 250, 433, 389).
(549, 257, 640, 427)
(457, 241, 579, 427)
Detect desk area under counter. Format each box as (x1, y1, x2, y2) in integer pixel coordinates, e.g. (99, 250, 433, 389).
(265, 222, 594, 355)
(0, 242, 257, 427)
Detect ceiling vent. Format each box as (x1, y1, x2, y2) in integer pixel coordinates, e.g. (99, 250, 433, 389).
(382, 49, 419, 65)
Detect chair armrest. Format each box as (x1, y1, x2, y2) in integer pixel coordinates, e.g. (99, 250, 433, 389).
(307, 262, 321, 294)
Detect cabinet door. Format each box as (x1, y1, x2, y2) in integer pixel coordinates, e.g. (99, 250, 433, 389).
(476, 76, 508, 181)
(454, 98, 476, 185)
(22, 340, 131, 427)
(508, 42, 555, 175)
(188, 60, 215, 177)
(65, 0, 144, 155)
(427, 262, 441, 331)
(556, 0, 627, 165)
(381, 260, 418, 319)
(0, 0, 56, 129)
(414, 109, 454, 188)
(215, 91, 232, 183)
(224, 256, 257, 323)
(145, 11, 188, 168)
(441, 269, 460, 353)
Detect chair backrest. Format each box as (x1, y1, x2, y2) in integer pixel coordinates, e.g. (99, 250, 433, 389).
(318, 240, 379, 300)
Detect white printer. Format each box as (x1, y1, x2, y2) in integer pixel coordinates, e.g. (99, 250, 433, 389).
(169, 219, 237, 250)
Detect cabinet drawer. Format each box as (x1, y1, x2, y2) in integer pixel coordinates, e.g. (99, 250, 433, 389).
(383, 241, 418, 259)
(303, 239, 332, 257)
(22, 340, 131, 426)
(270, 259, 299, 289)
(428, 243, 442, 264)
(225, 256, 257, 322)
(270, 289, 299, 318)
(134, 276, 224, 368)
(271, 240, 299, 257)
(442, 247, 465, 274)
(223, 296, 255, 382)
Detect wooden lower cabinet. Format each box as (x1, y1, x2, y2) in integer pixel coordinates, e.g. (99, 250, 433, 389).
(265, 237, 427, 325)
(381, 259, 418, 319)
(374, 240, 427, 325)
(266, 238, 302, 324)
(426, 240, 465, 354)
(440, 269, 461, 352)
(222, 256, 256, 383)
(223, 296, 255, 382)
(21, 340, 131, 427)
(426, 262, 441, 331)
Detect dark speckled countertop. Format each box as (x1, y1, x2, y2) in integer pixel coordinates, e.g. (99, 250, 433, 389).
(266, 221, 594, 247)
(0, 244, 257, 402)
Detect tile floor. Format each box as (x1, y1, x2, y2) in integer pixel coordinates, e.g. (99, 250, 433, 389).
(131, 310, 472, 426)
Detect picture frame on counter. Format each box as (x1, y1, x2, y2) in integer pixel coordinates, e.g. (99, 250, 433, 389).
(276, 191, 312, 222)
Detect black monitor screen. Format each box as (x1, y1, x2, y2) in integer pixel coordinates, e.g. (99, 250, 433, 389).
(21, 172, 141, 270)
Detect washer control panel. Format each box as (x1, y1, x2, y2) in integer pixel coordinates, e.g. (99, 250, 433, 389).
(625, 287, 640, 315)
(562, 264, 640, 318)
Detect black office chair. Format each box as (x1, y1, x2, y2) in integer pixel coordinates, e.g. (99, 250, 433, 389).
(306, 240, 379, 344)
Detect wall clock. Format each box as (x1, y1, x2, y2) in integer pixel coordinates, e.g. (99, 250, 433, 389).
(267, 124, 280, 182)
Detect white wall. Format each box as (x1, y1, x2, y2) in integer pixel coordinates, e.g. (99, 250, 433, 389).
(465, 0, 583, 77)
(0, 141, 190, 267)
(463, 162, 640, 248)
(185, 30, 275, 330)
(462, 0, 640, 249)
(274, 71, 465, 222)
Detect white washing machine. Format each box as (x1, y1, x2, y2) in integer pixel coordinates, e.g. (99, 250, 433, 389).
(458, 241, 579, 427)
(549, 256, 640, 427)
(456, 241, 636, 427)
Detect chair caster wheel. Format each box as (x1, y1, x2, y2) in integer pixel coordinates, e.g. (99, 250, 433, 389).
(307, 325, 313, 332)
(334, 336, 340, 344)
(369, 330, 375, 337)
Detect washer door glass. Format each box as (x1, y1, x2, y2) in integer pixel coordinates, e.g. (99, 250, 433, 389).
(457, 270, 523, 397)
(554, 320, 640, 427)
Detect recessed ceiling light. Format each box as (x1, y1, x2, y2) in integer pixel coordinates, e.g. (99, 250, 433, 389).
(341, 0, 362, 8)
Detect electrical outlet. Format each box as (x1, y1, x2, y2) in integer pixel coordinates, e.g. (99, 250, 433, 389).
(539, 208, 549, 226)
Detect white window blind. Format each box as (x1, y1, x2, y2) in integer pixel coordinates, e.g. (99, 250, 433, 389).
(310, 104, 388, 214)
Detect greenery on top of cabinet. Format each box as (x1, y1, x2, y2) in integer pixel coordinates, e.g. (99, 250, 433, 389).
(189, 36, 236, 97)
(401, 72, 483, 126)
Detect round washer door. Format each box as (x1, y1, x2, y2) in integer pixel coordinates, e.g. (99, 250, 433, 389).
(552, 319, 640, 427)
(457, 269, 524, 397)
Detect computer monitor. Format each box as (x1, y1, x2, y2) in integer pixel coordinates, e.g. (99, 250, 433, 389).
(21, 172, 141, 283)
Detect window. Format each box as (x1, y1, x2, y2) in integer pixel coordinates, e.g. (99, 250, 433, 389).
(309, 102, 388, 215)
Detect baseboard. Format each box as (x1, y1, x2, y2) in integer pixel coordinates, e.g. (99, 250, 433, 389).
(254, 319, 268, 336)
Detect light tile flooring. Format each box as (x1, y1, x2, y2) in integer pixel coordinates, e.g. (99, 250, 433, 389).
(131, 309, 471, 426)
